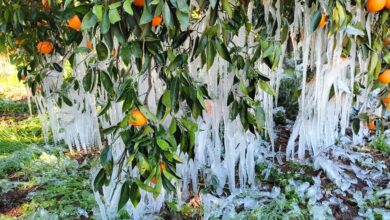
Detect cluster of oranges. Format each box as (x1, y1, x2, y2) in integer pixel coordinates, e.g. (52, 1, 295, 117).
(366, 0, 390, 13)
(150, 162, 166, 184)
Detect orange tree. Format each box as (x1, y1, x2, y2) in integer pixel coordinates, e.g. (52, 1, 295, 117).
(0, 0, 272, 208)
(0, 0, 389, 211)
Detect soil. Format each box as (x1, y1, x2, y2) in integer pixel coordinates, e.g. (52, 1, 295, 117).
(0, 185, 37, 217)
(65, 149, 100, 164)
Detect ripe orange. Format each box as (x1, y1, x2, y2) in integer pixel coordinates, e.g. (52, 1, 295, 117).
(366, 0, 386, 13)
(128, 109, 147, 126)
(368, 119, 376, 130)
(133, 0, 144, 7)
(15, 39, 25, 45)
(86, 40, 92, 50)
(111, 49, 117, 57)
(340, 55, 349, 61)
(384, 37, 390, 48)
(37, 85, 43, 92)
(37, 41, 53, 54)
(159, 162, 166, 171)
(204, 99, 213, 114)
(37, 20, 48, 27)
(383, 93, 390, 110)
(151, 16, 162, 27)
(42, 0, 51, 9)
(68, 15, 81, 31)
(151, 177, 157, 184)
(378, 69, 390, 83)
(386, 0, 390, 9)
(318, 15, 327, 28)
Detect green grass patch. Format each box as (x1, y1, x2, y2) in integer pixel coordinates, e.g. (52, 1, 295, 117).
(370, 134, 390, 156)
(0, 116, 44, 155)
(0, 99, 35, 115)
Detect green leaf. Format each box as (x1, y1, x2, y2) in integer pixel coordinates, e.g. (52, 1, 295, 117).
(135, 180, 155, 193)
(196, 89, 206, 109)
(62, 95, 73, 106)
(170, 77, 180, 112)
(101, 9, 110, 34)
(81, 11, 98, 30)
(255, 104, 266, 129)
(214, 38, 232, 63)
(163, 2, 173, 28)
(118, 181, 130, 211)
(222, 0, 233, 17)
(93, 4, 104, 22)
(352, 118, 360, 134)
(129, 182, 141, 207)
(109, 2, 122, 9)
(137, 155, 151, 174)
(64, 0, 73, 9)
(120, 44, 131, 66)
(100, 146, 112, 166)
(93, 168, 106, 191)
(123, 0, 134, 15)
(206, 40, 216, 69)
(102, 125, 118, 135)
(310, 10, 322, 32)
(53, 63, 63, 72)
(177, 0, 190, 13)
(139, 7, 153, 25)
(176, 11, 189, 29)
(96, 42, 109, 61)
(98, 101, 111, 117)
(258, 80, 276, 96)
(172, 31, 190, 48)
(100, 71, 114, 93)
(139, 105, 158, 123)
(210, 0, 218, 8)
(384, 52, 390, 64)
(109, 8, 121, 24)
(162, 90, 171, 107)
(83, 69, 94, 92)
(157, 139, 171, 151)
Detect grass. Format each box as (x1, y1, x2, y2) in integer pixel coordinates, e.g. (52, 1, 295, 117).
(0, 116, 44, 155)
(370, 134, 390, 156)
(0, 71, 98, 219)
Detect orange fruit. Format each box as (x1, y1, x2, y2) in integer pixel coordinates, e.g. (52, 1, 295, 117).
(386, 0, 390, 9)
(378, 69, 390, 84)
(383, 93, 390, 110)
(133, 0, 144, 7)
(128, 109, 147, 126)
(21, 75, 27, 81)
(151, 16, 163, 27)
(159, 162, 166, 171)
(366, 0, 386, 13)
(318, 15, 327, 28)
(368, 119, 376, 130)
(111, 49, 117, 57)
(86, 40, 92, 50)
(204, 99, 213, 114)
(37, 20, 48, 27)
(37, 41, 53, 54)
(340, 55, 349, 61)
(42, 0, 51, 9)
(151, 177, 157, 184)
(384, 37, 390, 48)
(15, 39, 25, 45)
(68, 15, 82, 31)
